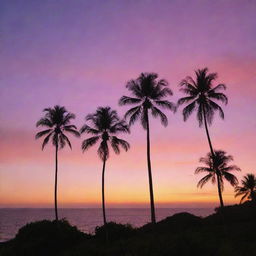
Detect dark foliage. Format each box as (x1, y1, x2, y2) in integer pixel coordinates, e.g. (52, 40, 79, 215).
(177, 68, 227, 127)
(80, 106, 130, 161)
(235, 173, 256, 203)
(195, 150, 240, 190)
(95, 222, 135, 241)
(0, 219, 90, 256)
(1, 204, 256, 256)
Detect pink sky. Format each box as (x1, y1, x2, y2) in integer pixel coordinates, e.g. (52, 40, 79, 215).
(0, 0, 256, 208)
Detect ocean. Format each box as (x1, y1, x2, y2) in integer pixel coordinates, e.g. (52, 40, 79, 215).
(0, 208, 214, 242)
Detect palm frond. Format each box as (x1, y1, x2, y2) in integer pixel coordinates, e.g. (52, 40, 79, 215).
(197, 174, 213, 188)
(182, 100, 197, 122)
(35, 129, 53, 139)
(60, 133, 72, 149)
(240, 193, 249, 204)
(140, 107, 148, 130)
(98, 141, 109, 161)
(36, 118, 53, 128)
(62, 112, 76, 125)
(155, 100, 176, 112)
(63, 127, 80, 137)
(151, 106, 168, 126)
(82, 136, 100, 152)
(208, 92, 228, 105)
(125, 80, 143, 98)
(80, 124, 100, 135)
(119, 96, 141, 106)
(42, 132, 53, 150)
(223, 172, 238, 187)
(109, 120, 130, 134)
(125, 106, 141, 126)
(111, 136, 130, 154)
(209, 83, 226, 93)
(208, 100, 225, 119)
(195, 167, 212, 174)
(155, 87, 173, 98)
(177, 96, 196, 106)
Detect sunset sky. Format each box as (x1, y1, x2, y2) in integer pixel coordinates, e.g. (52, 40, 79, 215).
(0, 0, 256, 208)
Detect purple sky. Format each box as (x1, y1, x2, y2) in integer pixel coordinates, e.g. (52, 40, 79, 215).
(0, 0, 256, 207)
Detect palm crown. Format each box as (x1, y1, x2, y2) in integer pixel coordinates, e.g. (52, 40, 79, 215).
(80, 106, 130, 160)
(36, 105, 80, 149)
(235, 174, 256, 203)
(119, 72, 176, 128)
(178, 68, 228, 127)
(195, 150, 240, 190)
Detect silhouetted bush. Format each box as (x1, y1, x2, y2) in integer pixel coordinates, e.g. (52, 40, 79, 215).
(1, 219, 90, 256)
(2, 204, 256, 256)
(95, 222, 135, 241)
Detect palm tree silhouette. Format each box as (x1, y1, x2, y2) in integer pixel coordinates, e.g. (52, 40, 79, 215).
(178, 68, 228, 156)
(119, 72, 175, 223)
(80, 107, 130, 225)
(235, 174, 256, 203)
(177, 68, 228, 207)
(195, 150, 240, 207)
(35, 105, 80, 220)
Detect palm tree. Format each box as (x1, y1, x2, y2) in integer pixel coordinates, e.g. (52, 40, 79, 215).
(235, 174, 256, 203)
(177, 68, 228, 156)
(80, 107, 130, 225)
(35, 105, 80, 220)
(119, 72, 175, 223)
(195, 150, 240, 207)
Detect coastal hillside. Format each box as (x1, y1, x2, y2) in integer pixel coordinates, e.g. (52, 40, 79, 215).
(1, 203, 255, 256)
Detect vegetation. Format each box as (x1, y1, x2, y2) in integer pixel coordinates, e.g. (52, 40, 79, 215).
(35, 106, 80, 220)
(1, 203, 256, 256)
(235, 173, 256, 203)
(178, 68, 229, 208)
(119, 72, 175, 223)
(195, 150, 240, 207)
(80, 107, 130, 225)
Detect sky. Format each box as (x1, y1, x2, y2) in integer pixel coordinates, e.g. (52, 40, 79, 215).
(0, 0, 256, 208)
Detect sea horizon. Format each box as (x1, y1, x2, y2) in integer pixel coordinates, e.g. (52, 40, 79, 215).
(0, 207, 214, 242)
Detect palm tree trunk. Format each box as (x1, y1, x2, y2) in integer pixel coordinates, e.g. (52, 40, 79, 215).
(54, 143, 59, 221)
(217, 175, 224, 208)
(202, 106, 224, 208)
(145, 109, 156, 224)
(102, 155, 107, 225)
(202, 106, 214, 156)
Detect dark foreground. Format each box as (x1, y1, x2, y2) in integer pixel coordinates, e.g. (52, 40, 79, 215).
(1, 203, 255, 256)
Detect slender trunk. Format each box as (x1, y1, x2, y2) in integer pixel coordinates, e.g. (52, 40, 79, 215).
(102, 156, 107, 225)
(202, 106, 214, 156)
(145, 109, 156, 224)
(217, 175, 224, 208)
(202, 106, 224, 208)
(54, 143, 59, 221)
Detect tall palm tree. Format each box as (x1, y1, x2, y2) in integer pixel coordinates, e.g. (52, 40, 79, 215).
(35, 105, 80, 220)
(80, 107, 130, 225)
(195, 150, 240, 207)
(177, 68, 228, 156)
(235, 174, 256, 203)
(119, 72, 175, 223)
(177, 68, 228, 207)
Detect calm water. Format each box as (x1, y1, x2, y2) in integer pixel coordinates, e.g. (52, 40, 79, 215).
(0, 208, 214, 242)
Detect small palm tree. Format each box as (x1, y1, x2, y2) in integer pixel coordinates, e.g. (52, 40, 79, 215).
(195, 150, 240, 208)
(35, 105, 80, 220)
(177, 68, 228, 156)
(80, 107, 130, 225)
(235, 174, 256, 203)
(119, 72, 175, 223)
